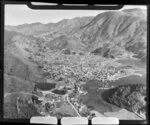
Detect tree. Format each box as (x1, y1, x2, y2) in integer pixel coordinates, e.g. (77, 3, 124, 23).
(63, 49, 71, 55)
(102, 84, 146, 113)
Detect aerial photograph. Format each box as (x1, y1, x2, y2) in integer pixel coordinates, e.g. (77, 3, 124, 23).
(4, 5, 147, 120)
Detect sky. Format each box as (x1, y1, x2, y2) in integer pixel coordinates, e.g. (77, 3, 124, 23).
(5, 4, 147, 26)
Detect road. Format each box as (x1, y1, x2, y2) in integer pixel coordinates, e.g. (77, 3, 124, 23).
(66, 95, 81, 117)
(4, 91, 81, 117)
(4, 91, 145, 120)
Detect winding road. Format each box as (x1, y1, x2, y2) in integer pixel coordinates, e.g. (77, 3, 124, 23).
(4, 91, 81, 117)
(4, 91, 145, 120)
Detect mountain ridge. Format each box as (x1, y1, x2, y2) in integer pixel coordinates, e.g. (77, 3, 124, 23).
(5, 8, 147, 60)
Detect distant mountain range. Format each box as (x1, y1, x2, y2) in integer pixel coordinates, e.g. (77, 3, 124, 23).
(5, 8, 147, 60)
(5, 16, 93, 35)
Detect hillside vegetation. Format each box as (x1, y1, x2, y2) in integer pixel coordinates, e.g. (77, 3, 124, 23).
(102, 84, 146, 116)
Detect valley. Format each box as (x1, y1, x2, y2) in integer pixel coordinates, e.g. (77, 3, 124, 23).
(4, 8, 147, 120)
